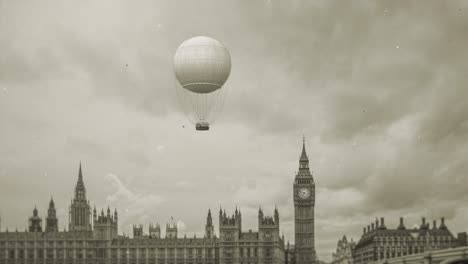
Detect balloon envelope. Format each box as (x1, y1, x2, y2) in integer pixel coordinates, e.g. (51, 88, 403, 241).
(173, 36, 231, 94)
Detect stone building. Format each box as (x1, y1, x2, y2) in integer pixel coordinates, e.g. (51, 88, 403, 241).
(291, 138, 317, 264)
(0, 164, 289, 264)
(331, 235, 355, 264)
(353, 217, 462, 264)
(0, 140, 316, 264)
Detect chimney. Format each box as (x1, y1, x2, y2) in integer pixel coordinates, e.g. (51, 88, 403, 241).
(440, 217, 446, 229)
(380, 217, 385, 228)
(433, 220, 437, 229)
(375, 218, 379, 228)
(367, 225, 370, 233)
(371, 223, 375, 230)
(422, 217, 426, 225)
(398, 217, 406, 230)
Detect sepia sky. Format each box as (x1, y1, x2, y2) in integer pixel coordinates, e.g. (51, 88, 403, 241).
(1, 0, 468, 261)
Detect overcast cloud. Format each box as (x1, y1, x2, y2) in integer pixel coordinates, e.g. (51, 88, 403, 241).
(1, 0, 468, 261)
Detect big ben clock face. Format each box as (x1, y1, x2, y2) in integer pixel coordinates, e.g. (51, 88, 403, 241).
(298, 188, 310, 199)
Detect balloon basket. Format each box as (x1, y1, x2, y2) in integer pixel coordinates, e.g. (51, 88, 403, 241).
(195, 122, 210, 131)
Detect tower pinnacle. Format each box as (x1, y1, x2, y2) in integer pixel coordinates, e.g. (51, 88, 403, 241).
(74, 162, 86, 200)
(70, 162, 91, 232)
(78, 161, 83, 184)
(300, 137, 308, 162)
(293, 136, 316, 263)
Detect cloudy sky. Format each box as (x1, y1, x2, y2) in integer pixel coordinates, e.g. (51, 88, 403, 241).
(1, 0, 468, 261)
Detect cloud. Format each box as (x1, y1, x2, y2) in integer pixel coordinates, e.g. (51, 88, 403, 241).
(157, 145, 165, 152)
(177, 220, 187, 233)
(105, 173, 165, 233)
(1, 0, 468, 262)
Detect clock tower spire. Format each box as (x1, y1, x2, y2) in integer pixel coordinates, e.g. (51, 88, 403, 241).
(293, 137, 316, 264)
(300, 135, 309, 169)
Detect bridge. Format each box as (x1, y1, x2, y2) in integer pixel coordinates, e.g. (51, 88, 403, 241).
(372, 246, 468, 264)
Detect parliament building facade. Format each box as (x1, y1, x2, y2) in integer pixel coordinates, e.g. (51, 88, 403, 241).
(0, 141, 317, 264)
(353, 217, 465, 264)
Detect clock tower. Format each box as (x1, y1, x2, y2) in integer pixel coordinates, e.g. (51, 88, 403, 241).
(293, 137, 316, 264)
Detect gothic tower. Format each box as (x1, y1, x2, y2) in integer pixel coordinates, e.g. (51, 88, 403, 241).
(149, 223, 161, 238)
(219, 207, 242, 241)
(93, 206, 118, 240)
(293, 137, 316, 264)
(69, 162, 92, 232)
(28, 206, 42, 232)
(166, 217, 178, 239)
(133, 224, 144, 238)
(258, 207, 280, 241)
(45, 197, 58, 232)
(205, 209, 214, 238)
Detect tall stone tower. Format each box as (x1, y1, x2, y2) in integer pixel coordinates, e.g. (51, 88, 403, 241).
(219, 207, 242, 241)
(166, 217, 178, 239)
(149, 223, 161, 238)
(258, 207, 280, 242)
(293, 137, 316, 264)
(45, 197, 58, 232)
(93, 206, 118, 240)
(28, 206, 42, 232)
(69, 162, 92, 232)
(133, 224, 144, 238)
(218, 207, 242, 264)
(205, 209, 214, 238)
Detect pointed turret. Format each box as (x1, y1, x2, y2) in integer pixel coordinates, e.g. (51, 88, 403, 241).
(78, 161, 83, 183)
(74, 162, 87, 201)
(296, 137, 313, 179)
(29, 206, 42, 232)
(166, 217, 178, 239)
(46, 197, 58, 232)
(274, 205, 279, 223)
(49, 197, 55, 209)
(300, 136, 309, 162)
(206, 209, 213, 226)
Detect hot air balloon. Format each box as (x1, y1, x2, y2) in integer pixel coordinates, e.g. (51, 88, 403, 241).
(173, 36, 231, 131)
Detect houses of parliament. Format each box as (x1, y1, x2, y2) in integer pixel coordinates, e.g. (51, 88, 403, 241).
(0, 141, 317, 264)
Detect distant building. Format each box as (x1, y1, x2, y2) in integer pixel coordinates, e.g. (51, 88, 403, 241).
(457, 232, 467, 247)
(331, 235, 355, 264)
(353, 217, 462, 264)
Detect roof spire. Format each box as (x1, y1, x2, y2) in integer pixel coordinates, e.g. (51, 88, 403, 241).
(78, 161, 83, 182)
(300, 136, 308, 162)
(74, 161, 86, 200)
(49, 197, 55, 208)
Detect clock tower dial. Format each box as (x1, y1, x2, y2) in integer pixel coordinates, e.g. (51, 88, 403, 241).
(298, 188, 310, 199)
(293, 137, 316, 264)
